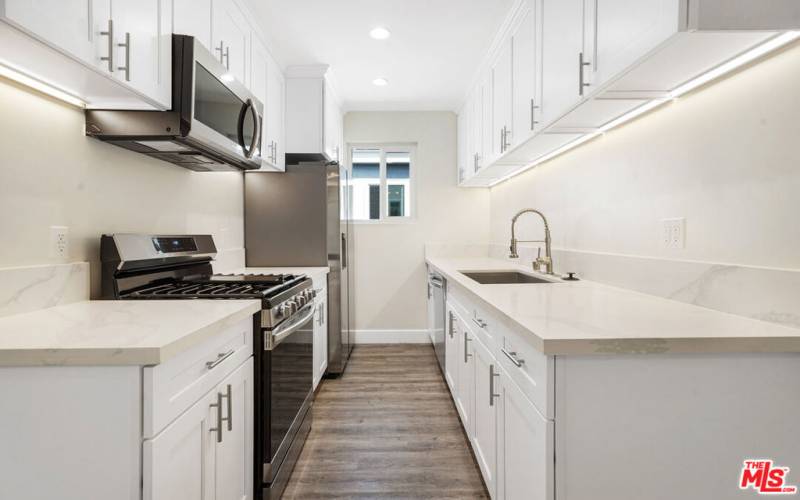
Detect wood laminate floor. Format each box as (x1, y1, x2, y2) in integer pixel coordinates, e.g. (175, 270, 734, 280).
(282, 344, 489, 499)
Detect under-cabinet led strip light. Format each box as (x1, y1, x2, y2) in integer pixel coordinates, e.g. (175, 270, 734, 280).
(0, 63, 86, 108)
(488, 31, 800, 188)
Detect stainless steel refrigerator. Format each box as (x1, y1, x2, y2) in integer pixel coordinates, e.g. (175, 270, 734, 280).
(244, 159, 354, 375)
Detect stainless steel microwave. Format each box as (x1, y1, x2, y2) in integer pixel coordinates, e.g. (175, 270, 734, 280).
(85, 35, 263, 171)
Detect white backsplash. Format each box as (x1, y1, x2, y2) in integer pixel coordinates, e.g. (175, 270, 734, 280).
(487, 244, 800, 329)
(425, 243, 490, 259)
(0, 263, 89, 318)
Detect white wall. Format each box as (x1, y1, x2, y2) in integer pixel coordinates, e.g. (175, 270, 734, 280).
(489, 42, 800, 271)
(0, 77, 245, 297)
(345, 111, 490, 331)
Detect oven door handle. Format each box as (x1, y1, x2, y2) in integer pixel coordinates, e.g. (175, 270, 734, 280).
(266, 303, 316, 351)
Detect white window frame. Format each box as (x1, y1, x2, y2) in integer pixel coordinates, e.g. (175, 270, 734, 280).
(347, 143, 417, 224)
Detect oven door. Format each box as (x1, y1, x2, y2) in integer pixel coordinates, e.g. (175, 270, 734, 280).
(263, 301, 315, 485)
(185, 36, 263, 168)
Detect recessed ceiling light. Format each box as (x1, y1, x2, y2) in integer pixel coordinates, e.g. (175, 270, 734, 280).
(372, 78, 388, 86)
(370, 27, 391, 40)
(220, 73, 235, 82)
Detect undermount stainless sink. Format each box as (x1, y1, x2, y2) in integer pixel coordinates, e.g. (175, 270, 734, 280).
(460, 270, 558, 285)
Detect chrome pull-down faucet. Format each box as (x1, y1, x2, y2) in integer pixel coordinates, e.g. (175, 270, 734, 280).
(509, 208, 554, 275)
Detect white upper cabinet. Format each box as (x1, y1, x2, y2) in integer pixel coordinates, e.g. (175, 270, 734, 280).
(250, 36, 285, 171)
(491, 39, 513, 160)
(173, 0, 212, 50)
(585, 0, 680, 89)
(457, 0, 799, 186)
(3, 0, 98, 64)
(212, 0, 249, 86)
(539, 0, 585, 127)
(511, 3, 542, 144)
(265, 54, 286, 170)
(323, 80, 343, 162)
(0, 0, 171, 108)
(285, 65, 342, 162)
(110, 0, 172, 108)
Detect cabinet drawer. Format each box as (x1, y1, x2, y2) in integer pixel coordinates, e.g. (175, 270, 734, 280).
(448, 283, 495, 348)
(143, 317, 254, 438)
(495, 319, 554, 420)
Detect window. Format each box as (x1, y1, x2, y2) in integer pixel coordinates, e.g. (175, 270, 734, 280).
(349, 145, 415, 222)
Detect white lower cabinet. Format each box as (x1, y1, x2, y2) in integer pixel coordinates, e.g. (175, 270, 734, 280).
(144, 357, 254, 500)
(444, 308, 460, 392)
(446, 292, 554, 500)
(471, 333, 498, 496)
(496, 364, 554, 500)
(313, 291, 328, 390)
(454, 311, 475, 436)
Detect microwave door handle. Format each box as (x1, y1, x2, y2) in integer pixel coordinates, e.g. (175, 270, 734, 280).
(237, 99, 259, 159)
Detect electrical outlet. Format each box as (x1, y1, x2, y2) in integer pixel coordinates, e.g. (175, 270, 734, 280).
(661, 218, 685, 249)
(49, 226, 69, 261)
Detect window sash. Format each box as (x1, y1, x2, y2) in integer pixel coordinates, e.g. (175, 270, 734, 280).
(348, 144, 415, 222)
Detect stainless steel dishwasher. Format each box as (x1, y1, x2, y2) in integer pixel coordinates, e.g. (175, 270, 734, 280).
(427, 271, 446, 373)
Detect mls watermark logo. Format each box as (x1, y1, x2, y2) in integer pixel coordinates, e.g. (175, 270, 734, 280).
(739, 460, 797, 495)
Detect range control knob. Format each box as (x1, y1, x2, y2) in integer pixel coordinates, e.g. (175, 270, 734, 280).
(283, 300, 297, 315)
(296, 294, 307, 307)
(309, 288, 317, 299)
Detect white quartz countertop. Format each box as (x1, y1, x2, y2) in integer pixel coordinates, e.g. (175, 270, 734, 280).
(427, 257, 800, 355)
(0, 299, 261, 367)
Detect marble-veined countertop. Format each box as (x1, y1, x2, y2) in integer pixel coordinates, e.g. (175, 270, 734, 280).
(427, 257, 800, 355)
(0, 299, 261, 366)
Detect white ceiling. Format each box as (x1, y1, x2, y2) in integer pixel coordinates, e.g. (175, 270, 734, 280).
(247, 0, 515, 111)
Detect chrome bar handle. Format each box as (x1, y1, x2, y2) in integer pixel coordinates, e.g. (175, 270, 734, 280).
(500, 128, 506, 153)
(206, 349, 235, 370)
(578, 52, 591, 96)
(117, 32, 130, 82)
(215, 41, 225, 64)
(503, 126, 512, 150)
(530, 99, 540, 130)
(100, 19, 114, 72)
(221, 384, 232, 431)
(224, 46, 230, 70)
(501, 348, 525, 367)
(448, 311, 455, 339)
(489, 364, 500, 406)
(210, 392, 223, 443)
(464, 332, 472, 363)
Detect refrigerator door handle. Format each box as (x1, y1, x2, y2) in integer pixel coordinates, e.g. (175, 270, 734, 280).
(341, 232, 347, 269)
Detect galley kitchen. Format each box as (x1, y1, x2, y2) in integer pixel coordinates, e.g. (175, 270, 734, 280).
(0, 1, 799, 499)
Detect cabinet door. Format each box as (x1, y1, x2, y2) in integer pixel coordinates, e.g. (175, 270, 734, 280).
(111, 0, 172, 108)
(585, 0, 679, 89)
(491, 39, 513, 159)
(444, 308, 460, 394)
(3, 0, 110, 73)
(265, 54, 285, 170)
(497, 366, 554, 500)
(323, 83, 342, 162)
(143, 390, 216, 500)
(455, 315, 475, 436)
(480, 71, 493, 169)
(540, 0, 585, 126)
(467, 87, 482, 174)
(457, 107, 468, 183)
(215, 358, 254, 500)
(212, 0, 249, 85)
(313, 294, 328, 390)
(471, 335, 498, 497)
(173, 0, 212, 50)
(512, 3, 542, 144)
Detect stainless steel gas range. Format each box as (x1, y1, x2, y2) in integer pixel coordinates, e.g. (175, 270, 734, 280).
(101, 233, 314, 500)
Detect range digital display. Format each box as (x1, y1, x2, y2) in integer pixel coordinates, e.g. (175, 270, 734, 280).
(153, 237, 198, 254)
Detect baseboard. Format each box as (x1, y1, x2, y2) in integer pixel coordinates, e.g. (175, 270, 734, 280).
(352, 329, 431, 344)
